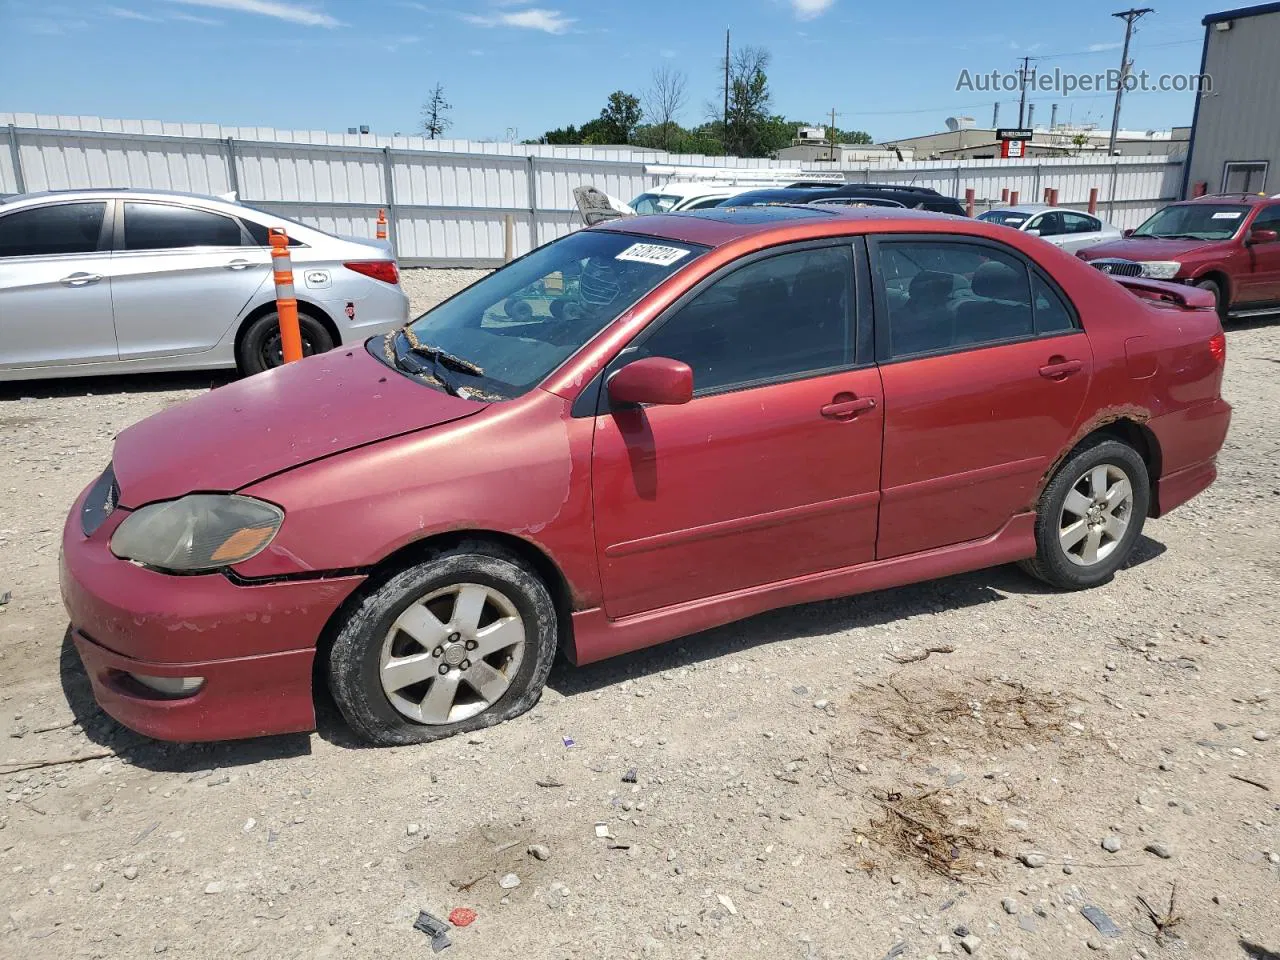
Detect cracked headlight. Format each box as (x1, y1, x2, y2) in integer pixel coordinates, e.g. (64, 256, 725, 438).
(110, 495, 283, 573)
(1138, 261, 1182, 280)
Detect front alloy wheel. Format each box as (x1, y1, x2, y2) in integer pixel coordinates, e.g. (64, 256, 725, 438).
(328, 543, 558, 746)
(379, 583, 526, 725)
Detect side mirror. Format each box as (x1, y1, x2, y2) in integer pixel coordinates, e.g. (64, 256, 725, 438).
(608, 357, 693, 407)
(1024, 228, 1041, 237)
(1123, 228, 1135, 237)
(1248, 227, 1279, 244)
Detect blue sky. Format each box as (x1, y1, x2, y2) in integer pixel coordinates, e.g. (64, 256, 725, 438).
(1, 0, 1216, 142)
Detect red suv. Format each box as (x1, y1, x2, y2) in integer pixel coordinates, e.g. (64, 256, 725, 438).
(61, 206, 1231, 746)
(1078, 193, 1280, 320)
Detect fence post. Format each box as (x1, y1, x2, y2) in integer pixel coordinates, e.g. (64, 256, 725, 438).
(1010, 190, 1020, 206)
(269, 228, 304, 365)
(380, 145, 398, 256)
(503, 214, 515, 263)
(953, 165, 962, 198)
(526, 155, 539, 253)
(1001, 187, 1009, 203)
(965, 188, 975, 218)
(1032, 164, 1041, 203)
(223, 136, 240, 199)
(1108, 161, 1121, 218)
(7, 124, 26, 194)
(1088, 187, 1099, 215)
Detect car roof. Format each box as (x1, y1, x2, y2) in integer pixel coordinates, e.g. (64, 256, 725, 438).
(983, 204, 1052, 215)
(596, 204, 958, 247)
(725, 187, 841, 204)
(1179, 193, 1273, 206)
(640, 183, 747, 199)
(0, 187, 244, 213)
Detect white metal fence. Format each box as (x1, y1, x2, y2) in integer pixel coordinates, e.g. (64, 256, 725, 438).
(1, 113, 1185, 266)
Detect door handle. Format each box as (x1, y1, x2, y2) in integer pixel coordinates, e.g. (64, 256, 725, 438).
(820, 396, 877, 420)
(225, 259, 252, 270)
(1039, 358, 1083, 380)
(60, 272, 103, 287)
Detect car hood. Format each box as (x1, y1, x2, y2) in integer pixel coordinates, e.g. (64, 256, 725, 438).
(112, 347, 485, 507)
(1078, 237, 1218, 261)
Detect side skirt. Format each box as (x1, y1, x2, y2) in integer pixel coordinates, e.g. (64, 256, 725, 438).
(569, 513, 1037, 666)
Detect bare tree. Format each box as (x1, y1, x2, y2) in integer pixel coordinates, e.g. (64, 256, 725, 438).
(721, 46, 771, 156)
(645, 65, 688, 152)
(420, 83, 453, 140)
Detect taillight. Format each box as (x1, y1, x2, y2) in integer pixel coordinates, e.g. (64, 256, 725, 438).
(1208, 331, 1226, 366)
(344, 260, 399, 285)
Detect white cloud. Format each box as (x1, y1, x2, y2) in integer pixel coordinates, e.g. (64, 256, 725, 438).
(462, 7, 574, 34)
(107, 5, 163, 20)
(19, 16, 89, 34)
(1088, 41, 1122, 52)
(170, 11, 221, 22)
(164, 0, 339, 27)
(791, 0, 834, 19)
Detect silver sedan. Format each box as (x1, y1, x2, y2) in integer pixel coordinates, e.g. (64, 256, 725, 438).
(0, 189, 409, 381)
(977, 204, 1123, 253)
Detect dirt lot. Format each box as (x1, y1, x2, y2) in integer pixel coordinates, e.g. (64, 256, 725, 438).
(1, 272, 1277, 960)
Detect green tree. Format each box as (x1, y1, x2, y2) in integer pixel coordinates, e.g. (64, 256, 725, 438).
(597, 90, 643, 144)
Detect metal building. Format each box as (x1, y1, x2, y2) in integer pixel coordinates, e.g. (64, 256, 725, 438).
(1183, 2, 1280, 196)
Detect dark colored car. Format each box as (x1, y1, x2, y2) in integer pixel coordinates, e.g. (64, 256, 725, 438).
(1077, 193, 1280, 320)
(727, 184, 967, 216)
(62, 205, 1230, 746)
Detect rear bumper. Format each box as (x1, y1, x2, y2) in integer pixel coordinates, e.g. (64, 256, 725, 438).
(61, 483, 364, 741)
(1148, 397, 1232, 517)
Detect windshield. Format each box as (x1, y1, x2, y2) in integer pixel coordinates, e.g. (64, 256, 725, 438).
(979, 210, 1031, 227)
(630, 193, 681, 215)
(383, 230, 707, 399)
(1131, 203, 1249, 240)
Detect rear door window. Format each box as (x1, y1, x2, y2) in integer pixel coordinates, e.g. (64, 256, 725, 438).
(0, 202, 106, 257)
(123, 202, 244, 251)
(876, 240, 1034, 358)
(1062, 212, 1100, 234)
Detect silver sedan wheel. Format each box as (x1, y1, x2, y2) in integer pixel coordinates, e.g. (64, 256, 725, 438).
(1058, 463, 1134, 566)
(379, 583, 526, 725)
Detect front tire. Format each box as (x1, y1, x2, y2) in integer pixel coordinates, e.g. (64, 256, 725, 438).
(236, 310, 334, 376)
(328, 544, 558, 746)
(1022, 438, 1150, 590)
(1195, 278, 1227, 322)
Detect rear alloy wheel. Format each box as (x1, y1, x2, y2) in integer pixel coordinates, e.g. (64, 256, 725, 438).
(236, 310, 334, 376)
(328, 544, 558, 746)
(1022, 438, 1150, 590)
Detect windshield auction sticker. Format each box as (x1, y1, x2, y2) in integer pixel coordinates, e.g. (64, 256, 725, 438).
(1211, 211, 1243, 219)
(615, 243, 691, 266)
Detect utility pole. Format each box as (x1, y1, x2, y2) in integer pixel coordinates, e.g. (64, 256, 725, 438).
(1017, 56, 1032, 127)
(723, 28, 730, 153)
(1108, 7, 1153, 155)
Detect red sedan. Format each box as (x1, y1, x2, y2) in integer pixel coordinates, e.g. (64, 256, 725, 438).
(60, 206, 1231, 745)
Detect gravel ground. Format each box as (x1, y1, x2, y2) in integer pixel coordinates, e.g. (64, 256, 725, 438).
(1, 295, 1278, 960)
(400, 267, 492, 317)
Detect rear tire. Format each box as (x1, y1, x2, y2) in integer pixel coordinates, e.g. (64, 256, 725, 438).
(1195, 278, 1227, 322)
(1021, 438, 1150, 591)
(236, 310, 334, 376)
(327, 543, 558, 746)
